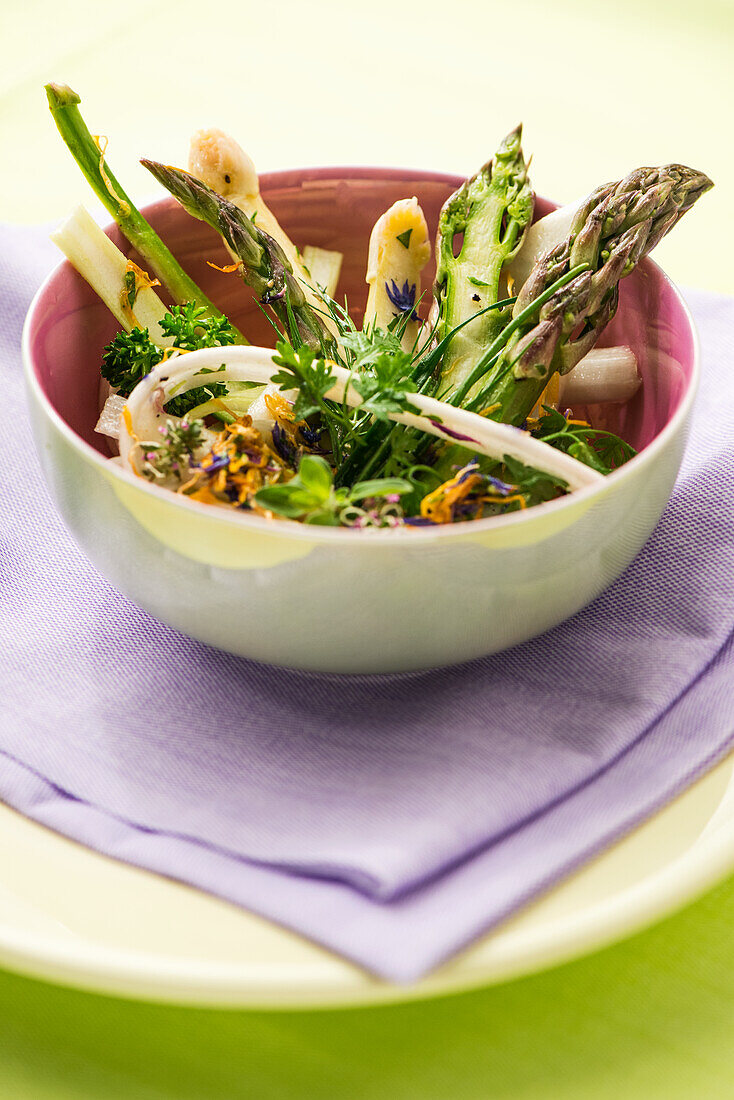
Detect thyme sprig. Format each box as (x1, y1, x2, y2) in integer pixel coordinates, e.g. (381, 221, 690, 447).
(141, 418, 205, 482)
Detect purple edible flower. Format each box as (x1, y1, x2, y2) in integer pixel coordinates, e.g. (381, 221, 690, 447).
(404, 516, 437, 526)
(453, 501, 479, 519)
(271, 423, 296, 465)
(260, 287, 286, 304)
(300, 424, 323, 448)
(197, 452, 230, 474)
(456, 461, 481, 485)
(385, 279, 419, 321)
(486, 475, 514, 496)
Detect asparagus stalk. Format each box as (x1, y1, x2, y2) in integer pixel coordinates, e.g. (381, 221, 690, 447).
(51, 206, 173, 344)
(188, 128, 338, 336)
(44, 84, 237, 333)
(364, 197, 431, 351)
(141, 159, 338, 359)
(433, 126, 534, 401)
(454, 162, 713, 424)
(505, 187, 608, 293)
(558, 346, 640, 406)
(302, 246, 343, 299)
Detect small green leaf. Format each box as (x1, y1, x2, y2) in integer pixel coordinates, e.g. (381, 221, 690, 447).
(396, 228, 413, 249)
(254, 484, 317, 517)
(296, 455, 334, 500)
(124, 269, 137, 308)
(305, 511, 340, 526)
(348, 477, 413, 502)
(467, 276, 491, 287)
(568, 440, 611, 474)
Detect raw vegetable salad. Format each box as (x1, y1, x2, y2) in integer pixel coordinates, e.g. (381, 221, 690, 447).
(46, 84, 712, 529)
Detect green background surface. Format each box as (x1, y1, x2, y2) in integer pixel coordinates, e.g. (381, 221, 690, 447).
(3, 877, 734, 1099)
(2, 0, 733, 1095)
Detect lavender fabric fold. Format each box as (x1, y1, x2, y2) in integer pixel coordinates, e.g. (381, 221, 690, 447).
(2, 225, 734, 981)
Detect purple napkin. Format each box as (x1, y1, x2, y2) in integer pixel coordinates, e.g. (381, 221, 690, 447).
(2, 224, 734, 981)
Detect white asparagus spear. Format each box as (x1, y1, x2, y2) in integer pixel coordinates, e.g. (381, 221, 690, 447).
(188, 129, 337, 335)
(559, 346, 640, 406)
(505, 198, 584, 293)
(119, 345, 602, 492)
(51, 206, 173, 345)
(302, 245, 343, 298)
(531, 345, 640, 416)
(364, 198, 431, 351)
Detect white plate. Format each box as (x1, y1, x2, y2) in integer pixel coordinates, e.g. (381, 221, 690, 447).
(2, 747, 734, 1008)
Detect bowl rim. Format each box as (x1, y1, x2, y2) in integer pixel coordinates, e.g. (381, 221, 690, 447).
(22, 172, 701, 547)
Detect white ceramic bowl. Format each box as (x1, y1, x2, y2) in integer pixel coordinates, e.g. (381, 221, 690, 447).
(23, 169, 698, 673)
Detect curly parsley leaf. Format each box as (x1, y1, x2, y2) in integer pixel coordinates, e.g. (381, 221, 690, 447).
(158, 303, 237, 350)
(101, 328, 164, 396)
(100, 303, 237, 414)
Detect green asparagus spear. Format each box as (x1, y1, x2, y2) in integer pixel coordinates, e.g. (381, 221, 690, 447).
(454, 162, 713, 424)
(433, 126, 534, 402)
(141, 160, 338, 359)
(45, 84, 236, 332)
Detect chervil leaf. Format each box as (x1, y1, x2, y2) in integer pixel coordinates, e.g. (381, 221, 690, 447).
(500, 454, 568, 501)
(270, 341, 337, 422)
(340, 327, 405, 369)
(568, 440, 612, 474)
(530, 407, 637, 475)
(531, 407, 568, 438)
(351, 351, 421, 421)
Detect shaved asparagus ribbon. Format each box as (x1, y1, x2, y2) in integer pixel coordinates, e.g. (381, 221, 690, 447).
(119, 346, 603, 491)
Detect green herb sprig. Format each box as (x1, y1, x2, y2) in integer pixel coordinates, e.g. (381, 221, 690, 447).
(530, 407, 637, 474)
(254, 454, 412, 526)
(101, 303, 237, 416)
(141, 418, 205, 482)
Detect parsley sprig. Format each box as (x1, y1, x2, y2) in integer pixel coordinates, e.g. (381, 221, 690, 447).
(350, 351, 421, 421)
(157, 306, 236, 351)
(270, 341, 338, 422)
(101, 303, 237, 416)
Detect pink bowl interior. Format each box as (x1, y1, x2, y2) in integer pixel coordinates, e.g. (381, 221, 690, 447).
(28, 168, 696, 458)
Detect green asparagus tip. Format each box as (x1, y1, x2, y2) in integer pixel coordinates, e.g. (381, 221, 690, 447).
(45, 83, 81, 110)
